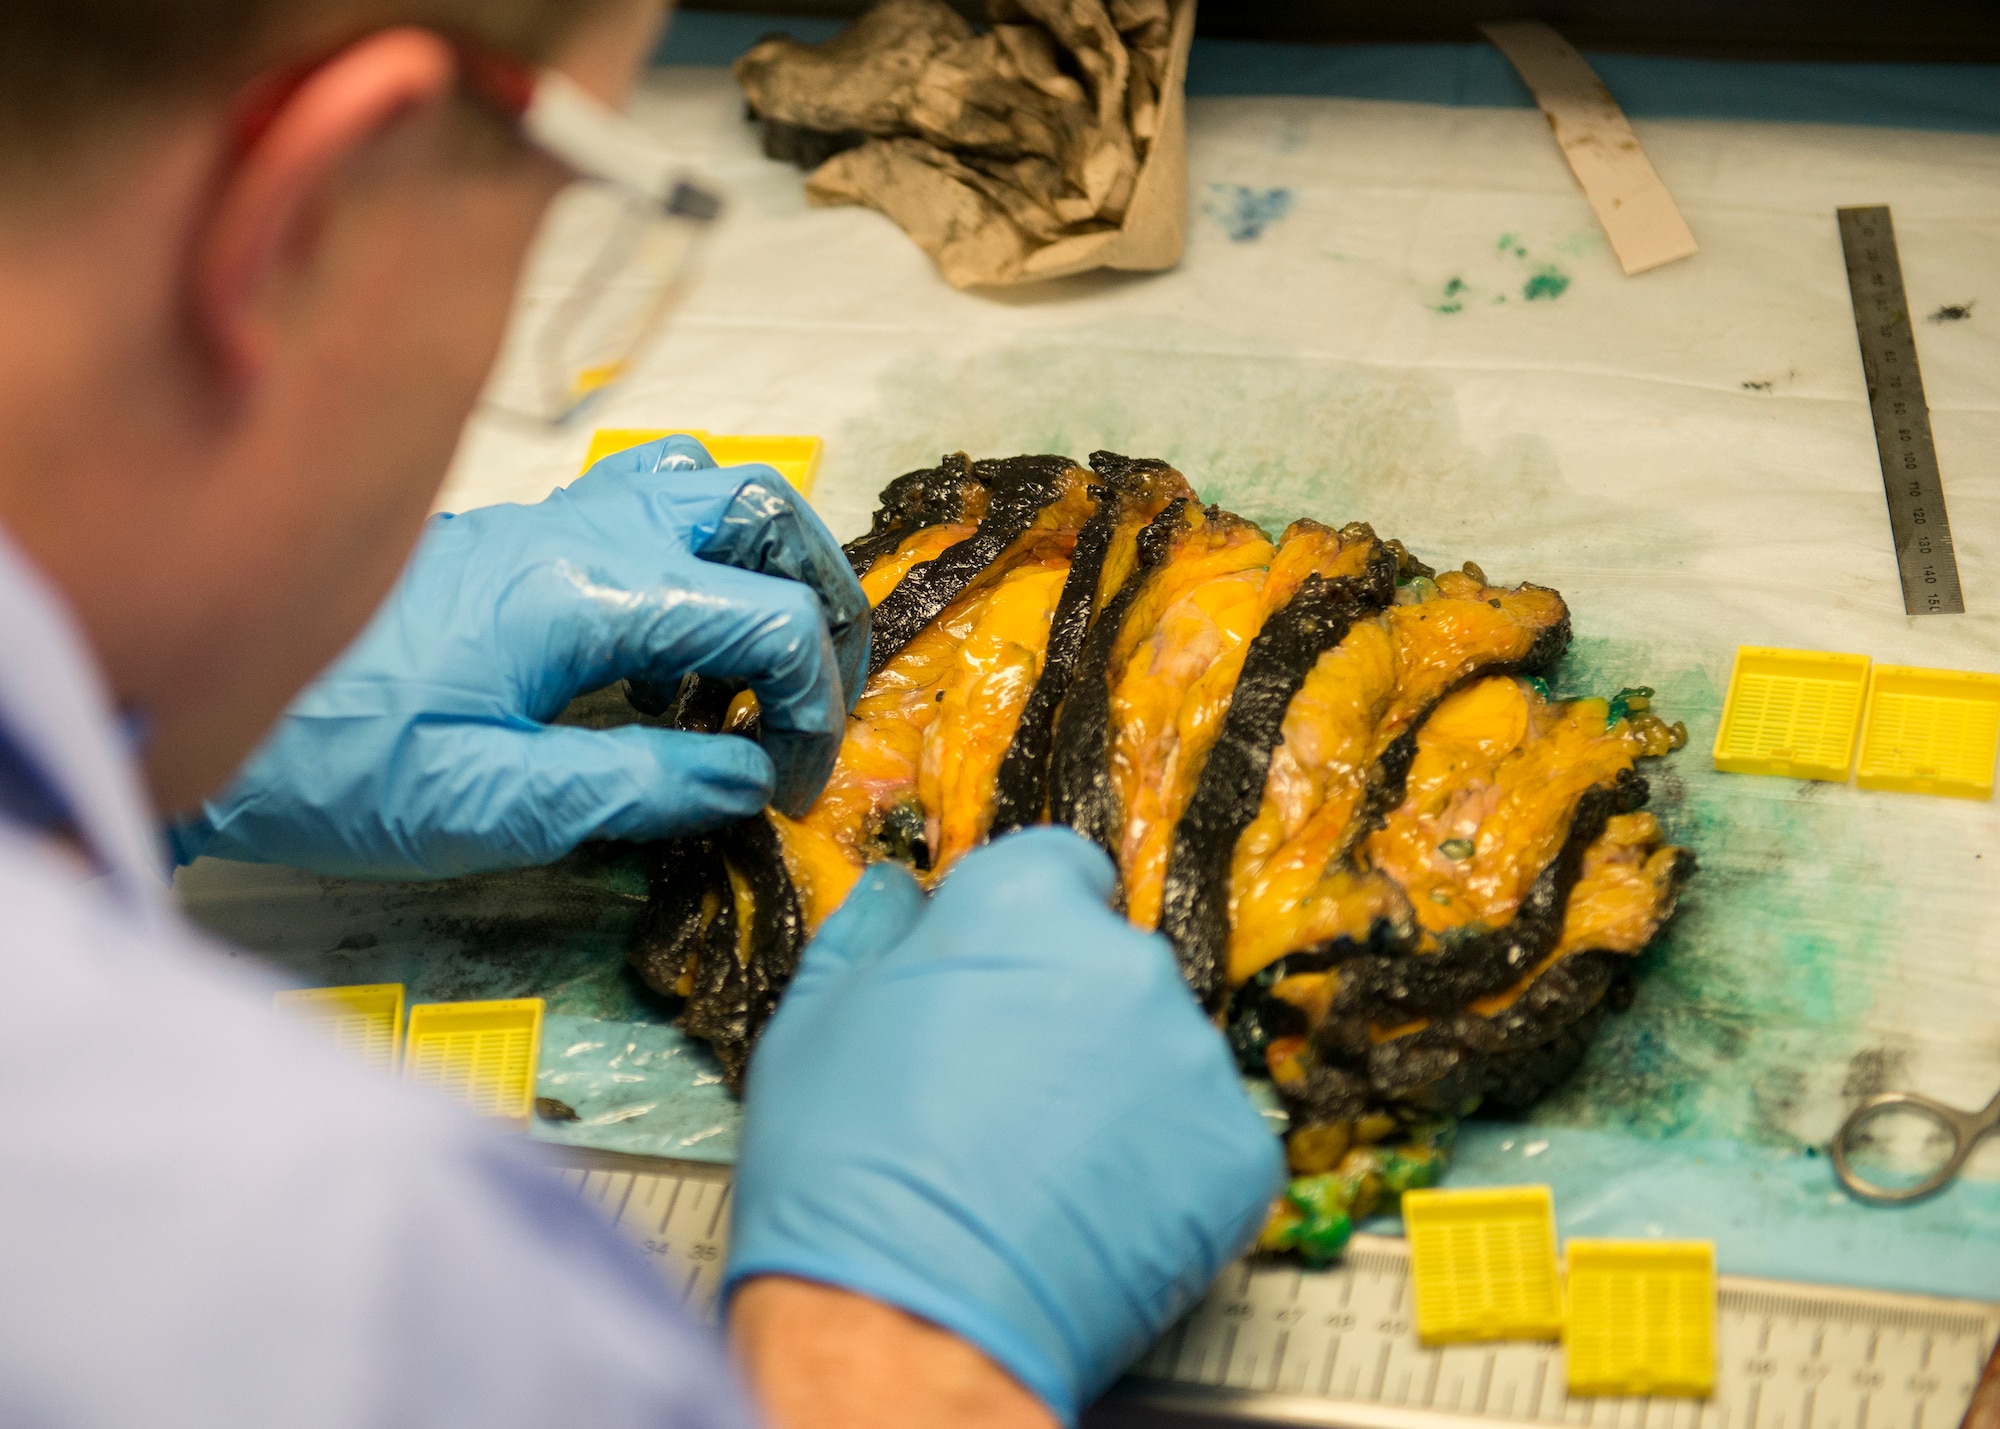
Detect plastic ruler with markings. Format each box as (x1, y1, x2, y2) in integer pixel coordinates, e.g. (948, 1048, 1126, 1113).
(1836, 204, 1965, 617)
(542, 1147, 1997, 1429)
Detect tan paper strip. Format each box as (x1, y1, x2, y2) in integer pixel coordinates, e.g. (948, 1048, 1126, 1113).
(1479, 20, 1698, 276)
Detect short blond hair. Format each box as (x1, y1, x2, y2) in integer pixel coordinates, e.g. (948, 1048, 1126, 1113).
(0, 0, 614, 171)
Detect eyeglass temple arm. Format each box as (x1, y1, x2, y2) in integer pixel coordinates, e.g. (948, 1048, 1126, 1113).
(452, 42, 719, 220)
(523, 70, 694, 209)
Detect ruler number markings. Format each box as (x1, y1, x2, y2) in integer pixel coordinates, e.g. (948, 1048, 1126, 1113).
(1837, 205, 1964, 616)
(556, 1163, 1998, 1429)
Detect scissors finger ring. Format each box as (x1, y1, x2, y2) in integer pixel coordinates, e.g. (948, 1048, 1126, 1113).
(1831, 1090, 1986, 1204)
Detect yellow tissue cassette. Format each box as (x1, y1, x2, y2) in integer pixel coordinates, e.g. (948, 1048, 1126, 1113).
(1855, 664, 2000, 800)
(1564, 1239, 1716, 1398)
(1712, 646, 1869, 782)
(273, 983, 406, 1074)
(581, 428, 822, 498)
(403, 998, 545, 1123)
(1403, 1185, 1563, 1344)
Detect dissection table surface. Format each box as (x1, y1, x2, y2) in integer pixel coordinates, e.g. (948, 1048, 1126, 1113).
(183, 42, 2000, 1300)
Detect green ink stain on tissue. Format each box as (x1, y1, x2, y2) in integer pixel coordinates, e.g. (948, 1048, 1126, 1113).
(1497, 233, 1528, 259)
(1431, 276, 1468, 314)
(1522, 266, 1571, 301)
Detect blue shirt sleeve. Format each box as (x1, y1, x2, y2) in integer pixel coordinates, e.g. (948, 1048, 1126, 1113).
(0, 831, 761, 1429)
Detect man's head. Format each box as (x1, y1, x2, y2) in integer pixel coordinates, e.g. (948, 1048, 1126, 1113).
(0, 0, 664, 817)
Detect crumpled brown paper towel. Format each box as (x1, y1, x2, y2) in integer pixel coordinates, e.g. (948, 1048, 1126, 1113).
(735, 0, 1195, 289)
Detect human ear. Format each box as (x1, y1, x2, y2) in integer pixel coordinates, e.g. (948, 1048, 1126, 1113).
(190, 27, 457, 387)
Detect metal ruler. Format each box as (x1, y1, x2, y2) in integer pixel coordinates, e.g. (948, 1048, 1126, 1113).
(1836, 205, 1965, 616)
(542, 1147, 1998, 1429)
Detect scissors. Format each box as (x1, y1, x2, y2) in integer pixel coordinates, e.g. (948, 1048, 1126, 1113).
(1831, 1086, 2000, 1203)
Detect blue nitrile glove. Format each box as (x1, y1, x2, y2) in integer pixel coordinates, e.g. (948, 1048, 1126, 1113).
(725, 827, 1285, 1425)
(169, 435, 869, 878)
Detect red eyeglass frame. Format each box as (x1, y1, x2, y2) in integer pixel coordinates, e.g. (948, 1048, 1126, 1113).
(225, 31, 718, 225)
(229, 34, 537, 158)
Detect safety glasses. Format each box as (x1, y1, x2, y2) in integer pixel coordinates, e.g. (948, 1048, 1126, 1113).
(238, 35, 722, 426)
(471, 53, 722, 425)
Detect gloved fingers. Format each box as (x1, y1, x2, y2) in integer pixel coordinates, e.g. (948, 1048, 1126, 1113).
(688, 472, 870, 711)
(930, 826, 1119, 931)
(573, 727, 777, 842)
(928, 827, 1201, 1022)
(399, 721, 775, 873)
(639, 560, 845, 817)
(754, 717, 840, 819)
(782, 862, 926, 1005)
(540, 556, 845, 816)
(573, 432, 719, 483)
(565, 447, 869, 709)
(645, 434, 720, 473)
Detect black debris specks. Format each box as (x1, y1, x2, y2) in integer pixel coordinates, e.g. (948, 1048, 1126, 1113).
(1841, 1046, 1909, 1102)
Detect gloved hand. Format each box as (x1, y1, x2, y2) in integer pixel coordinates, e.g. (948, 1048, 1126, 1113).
(725, 828, 1284, 1425)
(169, 435, 868, 878)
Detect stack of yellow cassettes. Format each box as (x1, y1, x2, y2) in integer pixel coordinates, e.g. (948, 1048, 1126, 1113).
(276, 985, 545, 1126)
(1403, 1186, 1716, 1398)
(1715, 645, 2000, 799)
